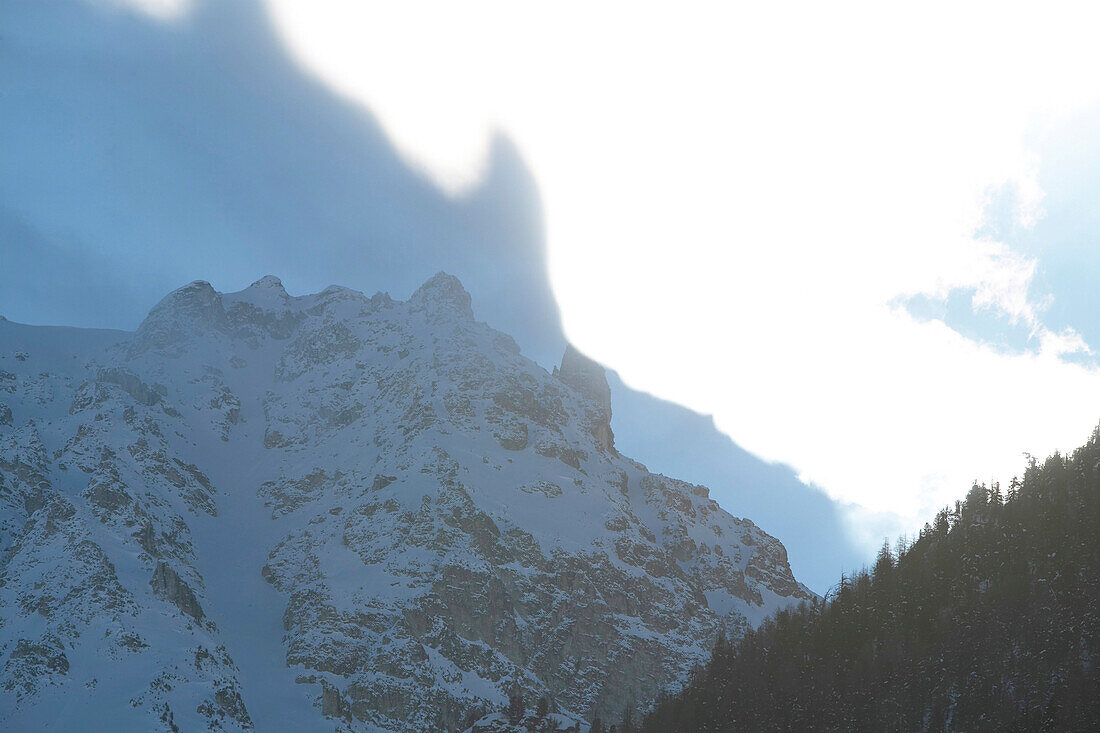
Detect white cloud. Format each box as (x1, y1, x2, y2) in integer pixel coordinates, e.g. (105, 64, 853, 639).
(262, 1, 1100, 547)
(101, 0, 190, 21)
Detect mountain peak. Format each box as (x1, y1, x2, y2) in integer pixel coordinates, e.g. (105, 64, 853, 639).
(409, 271, 474, 320)
(154, 280, 222, 314)
(246, 275, 288, 295)
(230, 275, 292, 312)
(180, 279, 217, 296)
(132, 280, 227, 356)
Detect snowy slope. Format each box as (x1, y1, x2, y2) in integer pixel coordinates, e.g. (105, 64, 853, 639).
(0, 275, 813, 731)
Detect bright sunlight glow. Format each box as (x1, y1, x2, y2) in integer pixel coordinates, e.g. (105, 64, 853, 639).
(237, 0, 1100, 547)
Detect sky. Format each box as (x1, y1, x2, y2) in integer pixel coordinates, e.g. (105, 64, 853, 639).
(6, 0, 1100, 582)
(260, 0, 1100, 539)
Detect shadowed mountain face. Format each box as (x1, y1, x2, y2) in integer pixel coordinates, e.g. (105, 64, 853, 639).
(0, 0, 863, 591)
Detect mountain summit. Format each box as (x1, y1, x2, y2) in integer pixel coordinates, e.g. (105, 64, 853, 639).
(0, 274, 811, 731)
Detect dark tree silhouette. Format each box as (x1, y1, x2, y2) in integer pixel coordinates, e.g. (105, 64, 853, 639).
(642, 425, 1100, 731)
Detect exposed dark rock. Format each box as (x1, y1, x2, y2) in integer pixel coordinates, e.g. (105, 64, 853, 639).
(131, 280, 229, 357)
(371, 475, 397, 491)
(96, 367, 163, 407)
(150, 562, 204, 621)
(86, 475, 132, 514)
(409, 271, 475, 321)
(10, 639, 69, 674)
(497, 422, 528, 451)
(555, 345, 615, 453)
(134, 520, 158, 556)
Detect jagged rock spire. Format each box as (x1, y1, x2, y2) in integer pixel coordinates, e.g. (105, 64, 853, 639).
(556, 344, 615, 453)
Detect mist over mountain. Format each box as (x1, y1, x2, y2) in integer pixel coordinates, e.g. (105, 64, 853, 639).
(0, 0, 864, 593)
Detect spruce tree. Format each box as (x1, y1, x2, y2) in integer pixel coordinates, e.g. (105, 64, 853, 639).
(641, 425, 1100, 731)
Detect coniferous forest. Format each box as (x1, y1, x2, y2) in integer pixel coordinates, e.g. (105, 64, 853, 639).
(641, 427, 1100, 731)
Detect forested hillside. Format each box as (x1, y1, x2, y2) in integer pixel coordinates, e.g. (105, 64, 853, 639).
(642, 428, 1100, 731)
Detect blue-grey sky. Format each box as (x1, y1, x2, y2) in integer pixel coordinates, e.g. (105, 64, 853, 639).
(902, 107, 1100, 367)
(0, 0, 870, 592)
(8, 0, 1100, 592)
(1, 0, 554, 361)
(255, 0, 1100, 543)
(1002, 109, 1100, 356)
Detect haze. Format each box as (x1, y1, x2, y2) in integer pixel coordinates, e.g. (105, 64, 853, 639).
(13, 0, 1100, 556)
(266, 0, 1100, 542)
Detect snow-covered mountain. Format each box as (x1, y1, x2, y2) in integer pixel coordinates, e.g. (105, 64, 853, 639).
(0, 274, 812, 732)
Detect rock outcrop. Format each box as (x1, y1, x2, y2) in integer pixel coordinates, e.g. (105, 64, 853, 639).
(150, 561, 204, 621)
(0, 273, 812, 732)
(555, 345, 615, 453)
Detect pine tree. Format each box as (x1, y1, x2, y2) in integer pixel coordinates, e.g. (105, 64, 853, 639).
(640, 424, 1100, 732)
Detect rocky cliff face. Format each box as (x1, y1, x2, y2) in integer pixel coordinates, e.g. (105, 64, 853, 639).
(555, 346, 615, 454)
(0, 274, 812, 732)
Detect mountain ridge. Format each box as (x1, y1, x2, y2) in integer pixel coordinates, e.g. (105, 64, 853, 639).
(0, 273, 811, 731)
